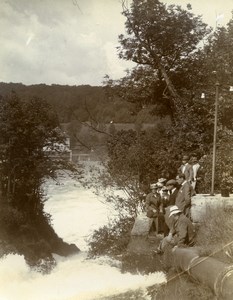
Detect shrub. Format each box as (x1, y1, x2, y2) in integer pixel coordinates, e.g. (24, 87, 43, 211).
(87, 216, 134, 257)
(0, 205, 26, 236)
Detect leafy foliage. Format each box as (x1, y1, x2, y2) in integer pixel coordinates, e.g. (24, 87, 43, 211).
(88, 217, 134, 257)
(0, 93, 77, 216)
(198, 131, 233, 192)
(118, 0, 210, 105)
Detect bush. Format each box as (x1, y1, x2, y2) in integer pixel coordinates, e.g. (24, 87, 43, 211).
(0, 205, 26, 236)
(87, 216, 134, 257)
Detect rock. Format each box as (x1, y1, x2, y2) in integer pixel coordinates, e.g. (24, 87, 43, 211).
(130, 213, 153, 236)
(53, 239, 80, 256)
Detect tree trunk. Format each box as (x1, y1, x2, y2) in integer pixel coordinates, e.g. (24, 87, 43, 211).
(157, 62, 181, 102)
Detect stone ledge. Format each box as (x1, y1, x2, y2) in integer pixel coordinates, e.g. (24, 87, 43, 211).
(191, 194, 233, 222)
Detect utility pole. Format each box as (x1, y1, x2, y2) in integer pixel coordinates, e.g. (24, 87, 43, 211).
(210, 81, 220, 196)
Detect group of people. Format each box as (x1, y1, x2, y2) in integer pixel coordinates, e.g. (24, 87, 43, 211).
(145, 155, 201, 254)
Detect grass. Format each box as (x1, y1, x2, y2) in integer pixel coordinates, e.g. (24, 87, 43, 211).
(196, 205, 233, 264)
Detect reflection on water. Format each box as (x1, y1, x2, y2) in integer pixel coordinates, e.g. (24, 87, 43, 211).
(0, 173, 166, 300)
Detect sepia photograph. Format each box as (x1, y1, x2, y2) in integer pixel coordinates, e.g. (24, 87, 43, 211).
(0, 0, 233, 299)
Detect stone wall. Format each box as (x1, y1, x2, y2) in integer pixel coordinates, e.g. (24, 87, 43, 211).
(191, 194, 233, 223)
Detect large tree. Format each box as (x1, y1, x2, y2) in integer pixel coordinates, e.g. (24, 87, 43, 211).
(118, 0, 210, 106)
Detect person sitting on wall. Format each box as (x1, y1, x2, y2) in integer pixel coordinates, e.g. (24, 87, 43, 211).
(154, 205, 196, 254)
(145, 183, 162, 234)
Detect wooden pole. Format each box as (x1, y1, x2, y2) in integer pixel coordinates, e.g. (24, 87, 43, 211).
(210, 82, 220, 196)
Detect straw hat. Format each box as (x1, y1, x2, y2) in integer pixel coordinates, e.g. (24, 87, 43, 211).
(169, 205, 181, 217)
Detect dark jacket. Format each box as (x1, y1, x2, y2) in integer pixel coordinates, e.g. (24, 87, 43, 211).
(168, 188, 179, 206)
(145, 192, 161, 218)
(172, 214, 196, 247)
(164, 205, 175, 231)
(175, 181, 192, 216)
(178, 163, 194, 182)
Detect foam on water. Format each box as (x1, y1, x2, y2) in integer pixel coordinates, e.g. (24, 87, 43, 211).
(0, 252, 165, 300)
(0, 172, 166, 300)
(44, 175, 112, 250)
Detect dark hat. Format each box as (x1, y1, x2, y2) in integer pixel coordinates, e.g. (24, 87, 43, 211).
(161, 186, 168, 192)
(150, 183, 158, 189)
(166, 179, 177, 186)
(158, 178, 167, 183)
(182, 155, 189, 160)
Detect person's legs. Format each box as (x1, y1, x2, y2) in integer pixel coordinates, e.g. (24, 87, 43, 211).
(163, 221, 170, 236)
(158, 213, 165, 234)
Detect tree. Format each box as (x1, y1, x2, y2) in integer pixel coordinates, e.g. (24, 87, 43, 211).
(118, 0, 210, 107)
(0, 93, 75, 216)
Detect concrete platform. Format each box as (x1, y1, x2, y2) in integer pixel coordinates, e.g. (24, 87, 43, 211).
(191, 194, 233, 222)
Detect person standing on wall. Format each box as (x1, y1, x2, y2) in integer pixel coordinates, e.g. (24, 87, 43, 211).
(175, 173, 192, 218)
(178, 155, 194, 183)
(191, 156, 201, 193)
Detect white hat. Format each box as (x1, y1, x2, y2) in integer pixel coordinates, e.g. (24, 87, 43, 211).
(169, 205, 181, 217)
(156, 182, 164, 188)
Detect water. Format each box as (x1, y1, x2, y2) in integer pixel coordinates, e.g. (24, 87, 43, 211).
(0, 172, 166, 300)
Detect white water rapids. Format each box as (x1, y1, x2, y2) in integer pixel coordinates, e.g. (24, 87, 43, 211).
(0, 172, 166, 300)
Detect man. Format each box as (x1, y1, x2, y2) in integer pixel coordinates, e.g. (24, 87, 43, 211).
(178, 155, 193, 183)
(154, 205, 196, 254)
(191, 156, 201, 193)
(161, 179, 179, 236)
(166, 179, 179, 206)
(145, 183, 161, 234)
(175, 173, 192, 218)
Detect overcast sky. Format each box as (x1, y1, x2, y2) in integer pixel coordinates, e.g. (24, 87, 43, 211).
(0, 0, 233, 86)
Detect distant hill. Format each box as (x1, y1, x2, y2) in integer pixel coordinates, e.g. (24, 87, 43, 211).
(0, 82, 167, 124)
(0, 82, 171, 159)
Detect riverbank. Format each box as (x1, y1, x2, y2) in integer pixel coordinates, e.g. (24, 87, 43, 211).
(0, 202, 80, 272)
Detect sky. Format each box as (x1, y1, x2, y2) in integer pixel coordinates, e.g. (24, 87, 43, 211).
(0, 0, 233, 86)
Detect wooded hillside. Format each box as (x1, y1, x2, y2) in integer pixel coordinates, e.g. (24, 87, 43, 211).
(0, 82, 163, 125)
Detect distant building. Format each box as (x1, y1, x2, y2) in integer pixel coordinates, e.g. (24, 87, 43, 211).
(43, 136, 72, 161)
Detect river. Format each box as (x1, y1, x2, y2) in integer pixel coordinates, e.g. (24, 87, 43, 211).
(0, 171, 166, 300)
